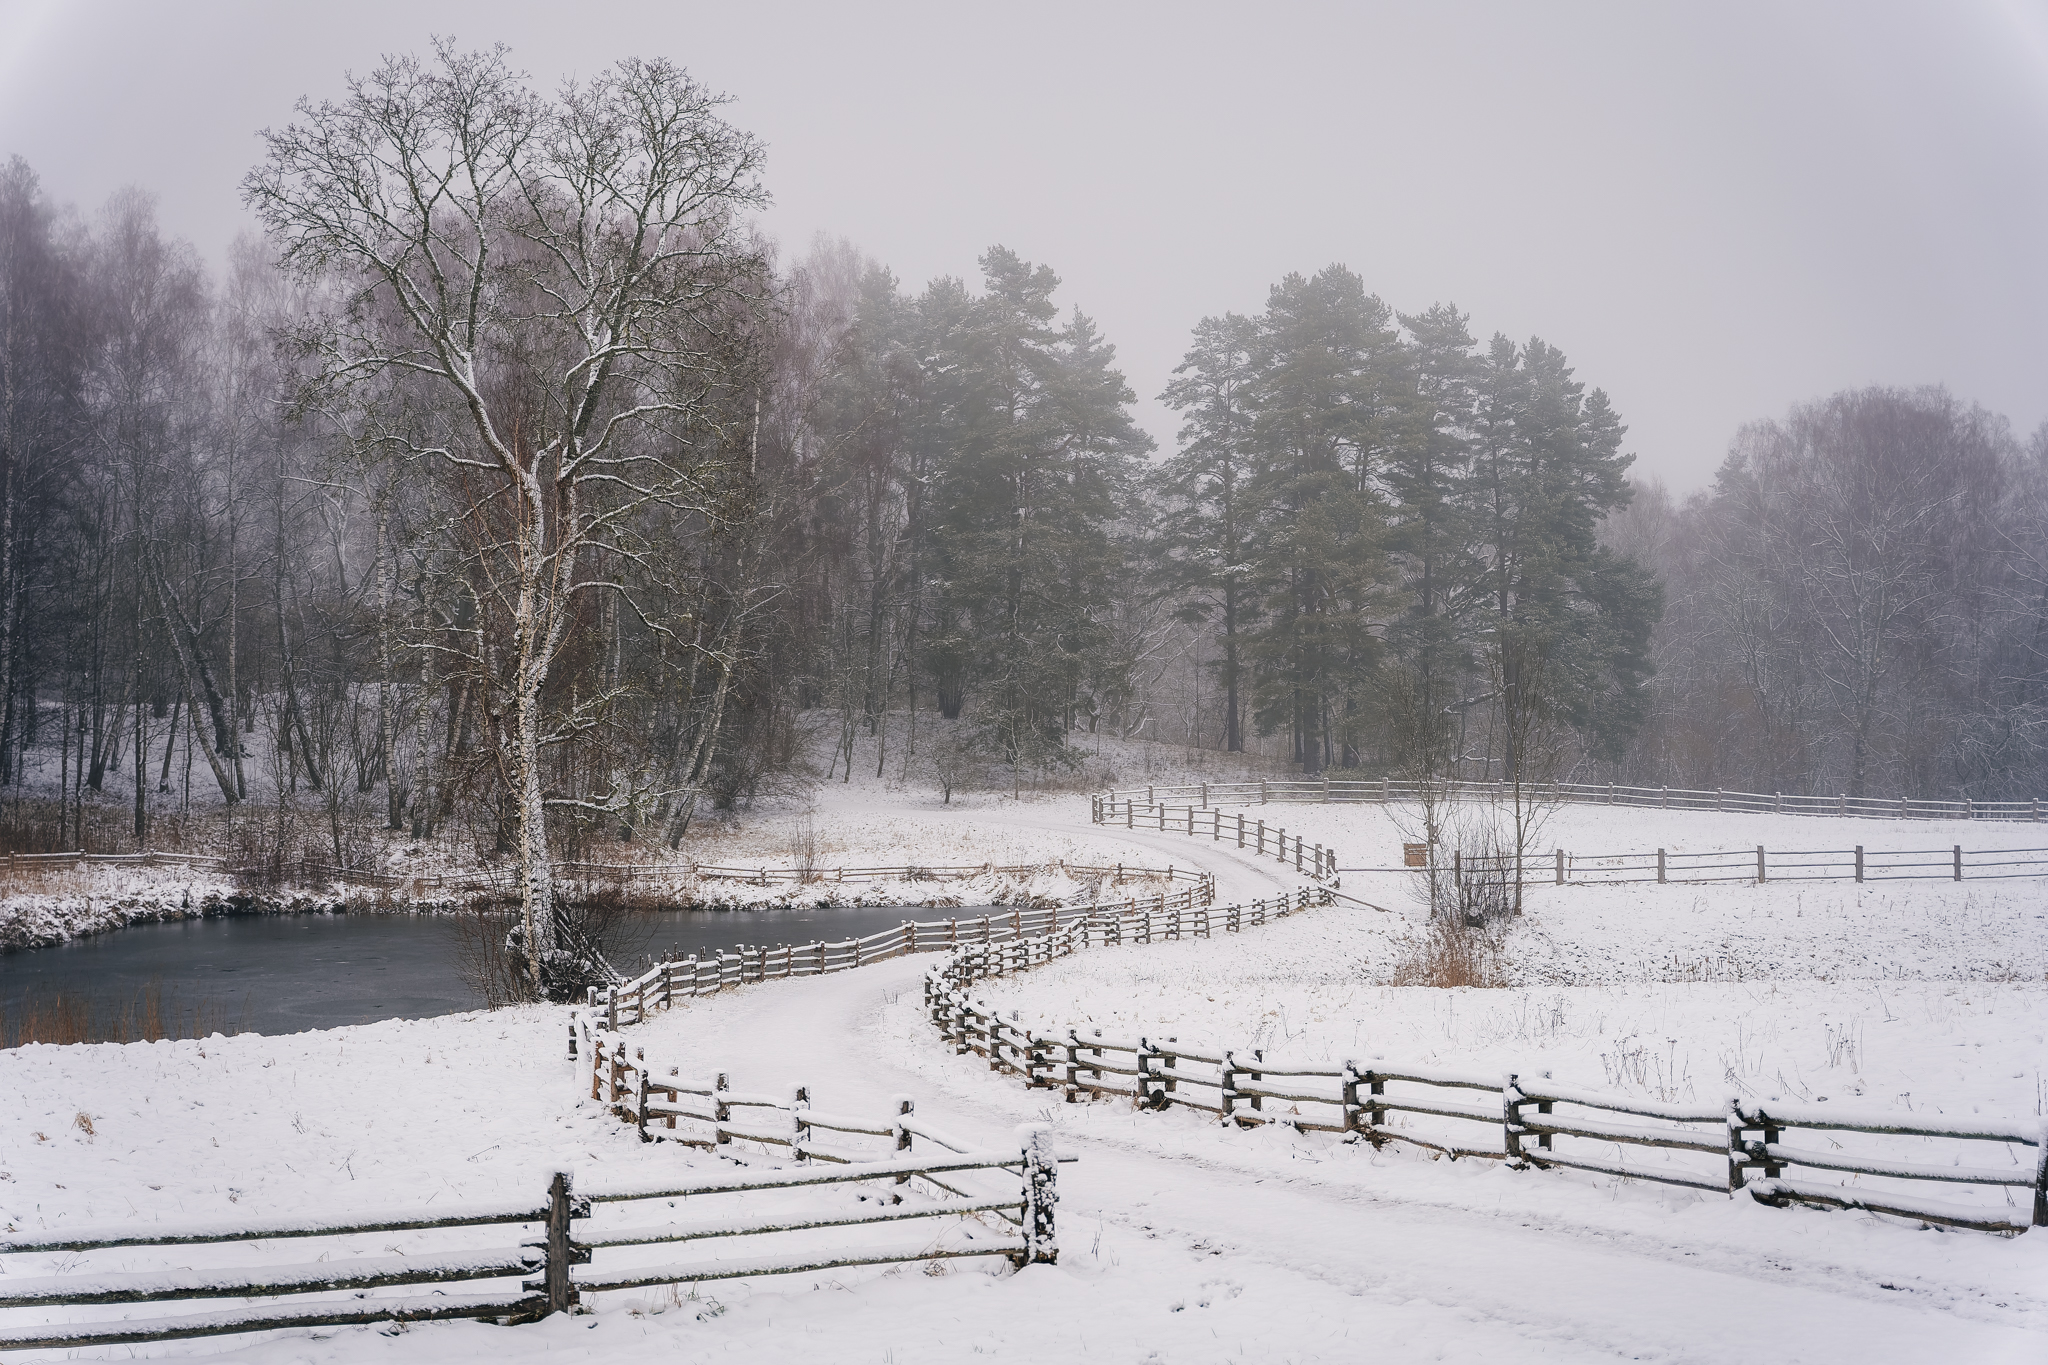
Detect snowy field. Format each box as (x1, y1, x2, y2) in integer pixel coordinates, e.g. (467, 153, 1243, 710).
(3, 774, 2046, 1361)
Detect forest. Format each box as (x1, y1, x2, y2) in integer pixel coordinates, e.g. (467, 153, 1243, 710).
(1, 47, 2044, 976)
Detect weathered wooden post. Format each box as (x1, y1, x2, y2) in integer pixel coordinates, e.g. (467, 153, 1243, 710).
(1954, 845, 1963, 882)
(1854, 846, 1864, 883)
(1341, 1061, 1361, 1136)
(633, 1047, 650, 1142)
(1756, 846, 1766, 884)
(1555, 848, 1565, 885)
(605, 986, 619, 1032)
(2031, 1120, 2048, 1227)
(540, 1171, 584, 1315)
(713, 1072, 731, 1146)
(1019, 1126, 1059, 1265)
(793, 1083, 812, 1160)
(1656, 848, 1666, 884)
(1504, 1073, 1526, 1166)
(895, 1097, 914, 1183)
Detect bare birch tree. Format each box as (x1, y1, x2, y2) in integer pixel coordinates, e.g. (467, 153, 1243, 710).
(248, 42, 767, 993)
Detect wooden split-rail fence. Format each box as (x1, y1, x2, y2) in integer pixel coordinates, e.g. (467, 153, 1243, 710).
(922, 900, 2048, 1237)
(1087, 799, 1339, 878)
(590, 872, 1218, 1029)
(0, 1059, 1061, 1354)
(1343, 842, 2048, 886)
(1098, 779, 2048, 823)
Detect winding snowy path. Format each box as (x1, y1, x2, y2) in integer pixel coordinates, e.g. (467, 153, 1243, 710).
(631, 804, 2048, 1364)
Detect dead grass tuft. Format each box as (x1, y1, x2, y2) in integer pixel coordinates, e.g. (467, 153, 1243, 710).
(1389, 918, 1509, 989)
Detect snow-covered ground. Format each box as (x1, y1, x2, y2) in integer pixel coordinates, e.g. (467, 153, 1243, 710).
(0, 865, 363, 952)
(4, 778, 2047, 1361)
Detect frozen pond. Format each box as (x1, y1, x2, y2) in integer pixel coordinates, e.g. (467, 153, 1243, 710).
(1, 903, 977, 1037)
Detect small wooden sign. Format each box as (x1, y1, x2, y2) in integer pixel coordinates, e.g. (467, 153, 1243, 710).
(1403, 843, 1428, 868)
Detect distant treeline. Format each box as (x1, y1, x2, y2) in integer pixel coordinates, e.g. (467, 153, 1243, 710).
(0, 48, 2039, 885)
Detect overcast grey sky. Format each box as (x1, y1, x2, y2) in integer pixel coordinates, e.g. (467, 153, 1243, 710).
(3, 0, 2044, 489)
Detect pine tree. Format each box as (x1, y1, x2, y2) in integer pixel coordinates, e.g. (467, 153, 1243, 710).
(1156, 313, 1262, 750)
(1242, 267, 1400, 774)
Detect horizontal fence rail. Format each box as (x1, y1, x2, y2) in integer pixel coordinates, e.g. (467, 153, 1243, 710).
(1096, 780, 2047, 823)
(1086, 799, 1339, 878)
(1, 1045, 1065, 1352)
(590, 876, 1218, 1030)
(1335, 843, 2048, 886)
(922, 899, 2048, 1236)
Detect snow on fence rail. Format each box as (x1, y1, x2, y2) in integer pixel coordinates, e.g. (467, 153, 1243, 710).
(923, 911, 2048, 1236)
(1087, 799, 1339, 878)
(589, 875, 1217, 1030)
(1096, 779, 2048, 822)
(1341, 843, 2048, 885)
(564, 1013, 1059, 1283)
(0, 1060, 1062, 1354)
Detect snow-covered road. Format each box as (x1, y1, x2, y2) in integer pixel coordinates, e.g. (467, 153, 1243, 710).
(631, 810, 2048, 1363)
(6, 798, 2044, 1362)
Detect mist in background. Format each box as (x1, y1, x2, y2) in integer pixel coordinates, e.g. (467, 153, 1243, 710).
(3, 0, 2044, 484)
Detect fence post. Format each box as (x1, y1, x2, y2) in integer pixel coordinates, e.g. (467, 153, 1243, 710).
(895, 1098, 914, 1183)
(713, 1072, 731, 1146)
(1236, 813, 1245, 848)
(542, 1171, 581, 1315)
(1656, 848, 1666, 884)
(1954, 845, 1963, 882)
(1220, 1050, 1238, 1122)
(1554, 848, 1564, 885)
(567, 1013, 578, 1060)
(1756, 846, 1766, 884)
(1453, 848, 1462, 888)
(1341, 1061, 1361, 1136)
(634, 1049, 650, 1142)
(1201, 782, 1209, 807)
(1019, 1126, 1059, 1265)
(1064, 1028, 1082, 1103)
(606, 986, 619, 1032)
(1727, 1097, 1748, 1192)
(2032, 1120, 2048, 1227)
(1854, 846, 1864, 883)
(1504, 1073, 1526, 1166)
(1260, 780, 1268, 804)
(793, 1084, 812, 1161)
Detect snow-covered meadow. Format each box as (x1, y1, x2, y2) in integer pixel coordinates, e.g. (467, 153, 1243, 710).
(3, 779, 2046, 1361)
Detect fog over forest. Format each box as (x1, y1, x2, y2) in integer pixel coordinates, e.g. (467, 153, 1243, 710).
(0, 31, 2044, 919)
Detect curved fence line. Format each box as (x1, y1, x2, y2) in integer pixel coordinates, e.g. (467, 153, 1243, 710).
(588, 874, 1219, 1028)
(919, 902, 2048, 1237)
(1089, 800, 1339, 877)
(1096, 779, 2047, 823)
(0, 1033, 1064, 1352)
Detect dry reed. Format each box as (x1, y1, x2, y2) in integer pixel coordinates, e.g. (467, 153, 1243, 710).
(1, 982, 236, 1048)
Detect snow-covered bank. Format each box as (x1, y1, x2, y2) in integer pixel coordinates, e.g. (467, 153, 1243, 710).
(0, 866, 370, 953)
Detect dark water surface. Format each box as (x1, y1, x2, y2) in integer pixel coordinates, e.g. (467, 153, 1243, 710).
(1, 904, 977, 1037)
